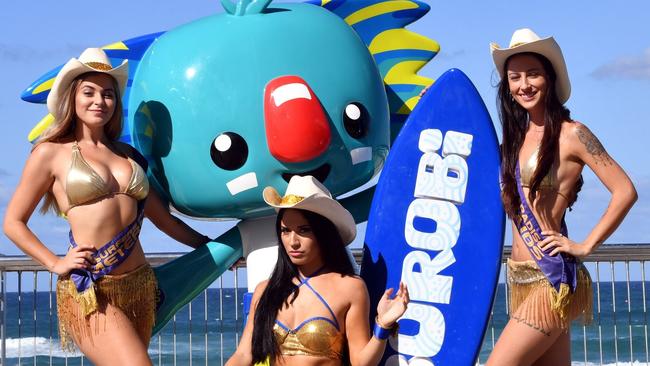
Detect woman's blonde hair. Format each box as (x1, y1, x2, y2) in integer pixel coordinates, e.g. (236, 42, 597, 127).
(35, 72, 123, 214)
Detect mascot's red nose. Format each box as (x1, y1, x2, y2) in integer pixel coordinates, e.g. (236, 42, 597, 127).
(264, 76, 331, 163)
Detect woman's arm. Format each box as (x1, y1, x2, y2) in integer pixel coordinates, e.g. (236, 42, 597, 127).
(345, 279, 409, 366)
(541, 122, 637, 257)
(3, 144, 95, 275)
(144, 187, 211, 249)
(226, 280, 268, 366)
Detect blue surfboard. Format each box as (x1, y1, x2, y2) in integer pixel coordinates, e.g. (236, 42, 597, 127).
(360, 68, 504, 365)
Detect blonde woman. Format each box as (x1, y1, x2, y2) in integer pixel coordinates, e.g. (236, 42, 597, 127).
(3, 48, 210, 365)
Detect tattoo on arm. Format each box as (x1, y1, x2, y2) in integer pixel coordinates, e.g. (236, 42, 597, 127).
(576, 125, 613, 166)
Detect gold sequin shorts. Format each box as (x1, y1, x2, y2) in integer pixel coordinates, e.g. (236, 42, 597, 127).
(56, 264, 157, 351)
(507, 259, 593, 334)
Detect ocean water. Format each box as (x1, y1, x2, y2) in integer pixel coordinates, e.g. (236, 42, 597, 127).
(3, 284, 650, 365)
(2, 288, 246, 366)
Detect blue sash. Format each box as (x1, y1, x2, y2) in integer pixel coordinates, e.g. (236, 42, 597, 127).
(67, 202, 145, 315)
(514, 164, 578, 297)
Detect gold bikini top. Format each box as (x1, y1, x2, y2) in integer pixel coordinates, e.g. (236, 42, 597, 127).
(272, 272, 344, 360)
(273, 319, 343, 359)
(65, 142, 149, 213)
(520, 147, 556, 189)
(520, 147, 570, 201)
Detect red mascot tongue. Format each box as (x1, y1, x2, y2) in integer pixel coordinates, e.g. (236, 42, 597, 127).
(264, 75, 331, 163)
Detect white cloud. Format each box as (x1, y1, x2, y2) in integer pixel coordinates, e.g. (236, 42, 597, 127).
(592, 48, 650, 80)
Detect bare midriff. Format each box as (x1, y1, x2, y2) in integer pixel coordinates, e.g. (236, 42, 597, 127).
(275, 355, 341, 366)
(66, 194, 147, 274)
(511, 187, 571, 261)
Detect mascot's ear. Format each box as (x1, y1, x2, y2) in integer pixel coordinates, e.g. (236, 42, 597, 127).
(220, 0, 237, 14)
(221, 0, 272, 15)
(132, 100, 173, 194)
(133, 100, 173, 158)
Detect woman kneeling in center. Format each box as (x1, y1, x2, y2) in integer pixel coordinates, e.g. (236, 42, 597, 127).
(227, 175, 409, 366)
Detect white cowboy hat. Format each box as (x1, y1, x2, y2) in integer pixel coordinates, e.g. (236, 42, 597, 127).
(263, 175, 357, 245)
(491, 28, 571, 104)
(46, 48, 128, 119)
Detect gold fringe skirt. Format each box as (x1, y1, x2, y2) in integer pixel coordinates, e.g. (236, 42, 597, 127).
(507, 259, 593, 334)
(56, 264, 157, 351)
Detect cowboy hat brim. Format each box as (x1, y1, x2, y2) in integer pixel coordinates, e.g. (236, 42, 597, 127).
(491, 36, 571, 104)
(263, 186, 357, 245)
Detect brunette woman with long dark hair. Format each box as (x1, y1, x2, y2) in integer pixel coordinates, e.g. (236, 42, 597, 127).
(227, 175, 409, 366)
(486, 29, 637, 365)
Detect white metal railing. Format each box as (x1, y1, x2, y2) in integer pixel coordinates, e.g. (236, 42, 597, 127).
(1, 244, 650, 365)
(478, 244, 650, 366)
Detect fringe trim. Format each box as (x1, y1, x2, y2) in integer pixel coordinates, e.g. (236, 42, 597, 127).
(56, 264, 157, 352)
(73, 284, 99, 317)
(550, 283, 571, 325)
(508, 259, 592, 332)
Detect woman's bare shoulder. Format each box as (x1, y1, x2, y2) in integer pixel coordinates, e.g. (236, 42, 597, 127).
(561, 120, 589, 146)
(562, 120, 594, 138)
(562, 121, 602, 148)
(330, 274, 368, 294)
(562, 120, 614, 165)
(29, 141, 71, 165)
(253, 279, 270, 296)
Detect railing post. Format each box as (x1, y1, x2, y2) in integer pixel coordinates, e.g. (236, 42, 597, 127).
(1, 270, 6, 366)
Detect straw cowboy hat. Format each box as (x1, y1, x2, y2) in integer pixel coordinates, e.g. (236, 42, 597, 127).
(263, 175, 356, 245)
(47, 48, 128, 119)
(491, 28, 571, 104)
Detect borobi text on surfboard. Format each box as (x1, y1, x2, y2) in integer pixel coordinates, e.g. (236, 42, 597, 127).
(390, 128, 473, 362)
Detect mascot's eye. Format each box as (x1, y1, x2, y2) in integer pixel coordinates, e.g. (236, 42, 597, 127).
(210, 132, 248, 170)
(343, 102, 369, 139)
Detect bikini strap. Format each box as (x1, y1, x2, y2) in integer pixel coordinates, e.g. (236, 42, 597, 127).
(302, 280, 340, 329)
(297, 266, 339, 329)
(297, 265, 326, 285)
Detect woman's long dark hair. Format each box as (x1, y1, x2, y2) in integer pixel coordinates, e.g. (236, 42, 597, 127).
(251, 208, 355, 363)
(498, 52, 581, 217)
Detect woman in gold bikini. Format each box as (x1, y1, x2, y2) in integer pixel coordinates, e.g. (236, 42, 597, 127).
(486, 29, 637, 365)
(3, 48, 210, 365)
(227, 175, 409, 366)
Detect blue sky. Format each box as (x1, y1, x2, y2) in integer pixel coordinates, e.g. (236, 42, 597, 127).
(1, 0, 648, 264)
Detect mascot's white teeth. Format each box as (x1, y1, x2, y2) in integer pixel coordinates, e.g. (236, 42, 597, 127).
(227, 172, 258, 195)
(350, 147, 372, 165)
(271, 83, 311, 107)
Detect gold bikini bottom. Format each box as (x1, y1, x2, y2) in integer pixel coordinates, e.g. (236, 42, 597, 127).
(56, 264, 157, 351)
(507, 259, 593, 334)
